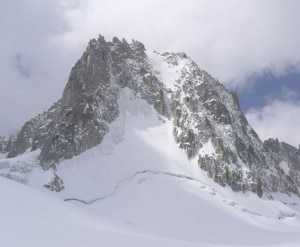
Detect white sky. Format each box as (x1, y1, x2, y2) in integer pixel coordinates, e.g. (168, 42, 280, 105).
(1, 0, 300, 146)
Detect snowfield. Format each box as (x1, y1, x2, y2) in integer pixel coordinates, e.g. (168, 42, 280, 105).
(1, 87, 300, 246)
(0, 176, 213, 247)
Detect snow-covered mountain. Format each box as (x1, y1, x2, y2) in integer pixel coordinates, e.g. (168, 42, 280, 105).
(1, 34, 300, 246)
(4, 34, 299, 197)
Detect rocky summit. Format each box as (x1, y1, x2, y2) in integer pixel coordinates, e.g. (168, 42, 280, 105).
(3, 35, 300, 197)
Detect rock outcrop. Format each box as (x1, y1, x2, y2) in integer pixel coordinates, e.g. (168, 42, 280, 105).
(0, 135, 16, 154)
(264, 138, 300, 188)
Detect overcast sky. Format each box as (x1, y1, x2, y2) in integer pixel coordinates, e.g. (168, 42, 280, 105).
(1, 0, 300, 146)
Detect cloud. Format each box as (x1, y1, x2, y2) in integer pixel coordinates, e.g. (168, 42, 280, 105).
(1, 0, 300, 136)
(246, 88, 300, 147)
(54, 0, 300, 88)
(0, 0, 74, 135)
(13, 54, 31, 78)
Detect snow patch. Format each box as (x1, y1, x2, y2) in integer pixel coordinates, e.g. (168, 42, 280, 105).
(199, 139, 216, 156)
(280, 161, 290, 175)
(146, 51, 186, 90)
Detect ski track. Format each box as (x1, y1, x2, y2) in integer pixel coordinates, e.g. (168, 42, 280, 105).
(64, 170, 298, 220)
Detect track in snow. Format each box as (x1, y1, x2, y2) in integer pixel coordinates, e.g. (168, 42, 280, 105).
(64, 170, 298, 220)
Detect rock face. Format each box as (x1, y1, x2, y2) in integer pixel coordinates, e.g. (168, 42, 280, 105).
(264, 139, 300, 188)
(5, 34, 300, 197)
(44, 174, 65, 192)
(0, 135, 16, 154)
(7, 36, 167, 168)
(165, 53, 298, 197)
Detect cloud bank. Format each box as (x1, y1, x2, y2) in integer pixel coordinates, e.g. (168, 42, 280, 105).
(55, 0, 300, 87)
(246, 88, 300, 147)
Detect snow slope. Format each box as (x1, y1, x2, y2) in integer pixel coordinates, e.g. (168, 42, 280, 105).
(1, 175, 300, 247)
(0, 176, 221, 247)
(147, 50, 187, 90)
(2, 88, 300, 246)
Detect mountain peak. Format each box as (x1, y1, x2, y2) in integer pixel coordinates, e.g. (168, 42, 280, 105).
(4, 34, 300, 197)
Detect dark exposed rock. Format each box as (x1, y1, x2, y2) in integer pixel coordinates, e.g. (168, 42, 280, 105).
(7, 102, 59, 159)
(44, 174, 65, 192)
(0, 135, 16, 154)
(154, 89, 169, 117)
(264, 138, 300, 188)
